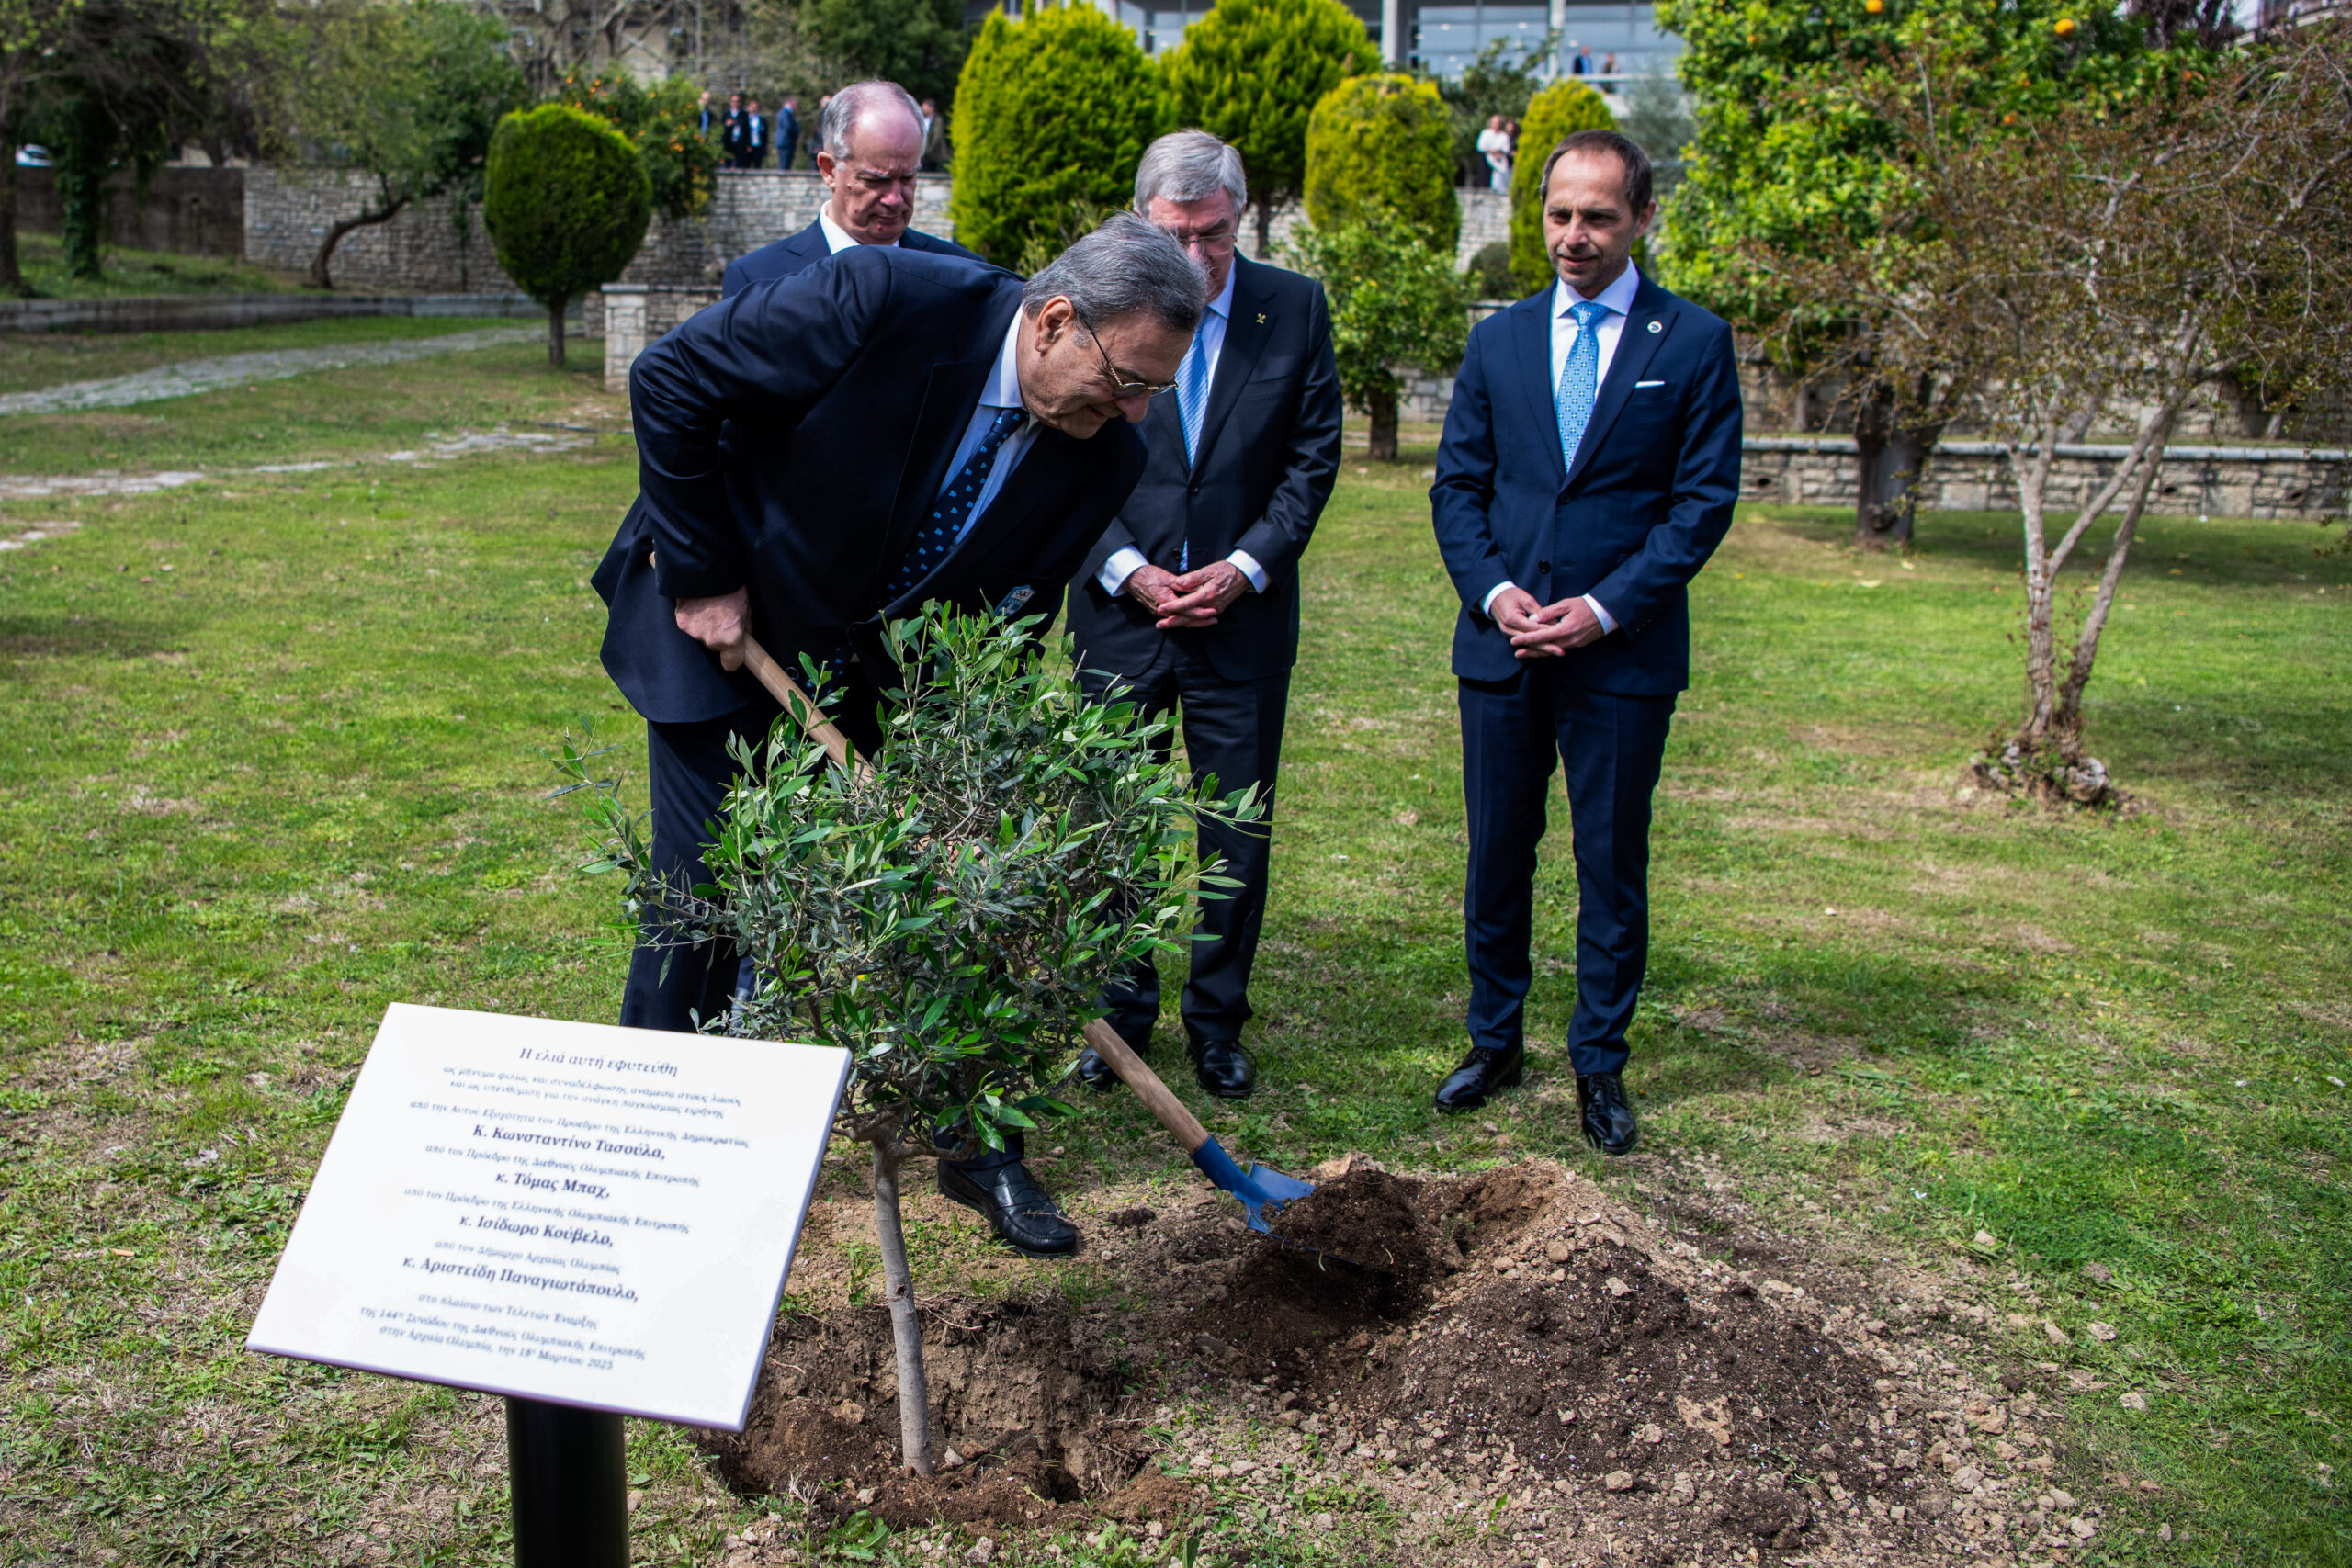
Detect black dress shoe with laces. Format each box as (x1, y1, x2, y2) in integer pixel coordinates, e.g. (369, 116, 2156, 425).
(1577, 1071, 1639, 1156)
(1435, 1043, 1524, 1112)
(1188, 1033, 1257, 1100)
(937, 1160, 1079, 1257)
(1074, 1020, 1153, 1092)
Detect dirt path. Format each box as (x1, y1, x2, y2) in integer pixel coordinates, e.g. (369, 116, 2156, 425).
(0, 326, 540, 416)
(0, 427, 599, 509)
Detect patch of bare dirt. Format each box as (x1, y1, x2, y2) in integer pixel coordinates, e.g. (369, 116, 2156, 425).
(705, 1160, 2093, 1562)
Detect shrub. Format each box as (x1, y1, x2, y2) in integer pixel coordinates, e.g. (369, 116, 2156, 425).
(1507, 79, 1617, 294)
(1465, 239, 1513, 299)
(551, 69, 721, 223)
(949, 3, 1160, 266)
(482, 104, 650, 368)
(1287, 212, 1469, 459)
(1156, 0, 1379, 252)
(561, 606, 1251, 1472)
(1303, 73, 1458, 254)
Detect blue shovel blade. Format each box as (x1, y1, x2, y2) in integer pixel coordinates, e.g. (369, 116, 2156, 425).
(1188, 1134, 1310, 1234)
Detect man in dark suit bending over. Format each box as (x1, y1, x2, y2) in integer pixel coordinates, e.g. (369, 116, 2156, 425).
(593, 215, 1205, 1253)
(723, 80, 973, 298)
(1428, 130, 1742, 1153)
(1068, 130, 1342, 1101)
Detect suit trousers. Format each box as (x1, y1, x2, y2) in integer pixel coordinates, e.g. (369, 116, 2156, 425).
(1080, 639, 1289, 1046)
(617, 696, 1023, 1169)
(1458, 660, 1676, 1078)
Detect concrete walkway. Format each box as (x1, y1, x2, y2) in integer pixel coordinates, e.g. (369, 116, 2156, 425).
(0, 326, 541, 417)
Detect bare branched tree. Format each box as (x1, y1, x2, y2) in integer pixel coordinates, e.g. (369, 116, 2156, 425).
(1769, 23, 2352, 803)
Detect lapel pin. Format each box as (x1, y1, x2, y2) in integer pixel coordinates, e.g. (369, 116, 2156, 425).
(1647, 320, 1662, 333)
(1256, 312, 1267, 324)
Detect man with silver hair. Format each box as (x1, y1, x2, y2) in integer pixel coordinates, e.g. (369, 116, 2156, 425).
(1069, 129, 1343, 1101)
(594, 214, 1205, 1256)
(723, 79, 975, 297)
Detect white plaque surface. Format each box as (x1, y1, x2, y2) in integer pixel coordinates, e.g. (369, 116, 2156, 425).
(248, 1003, 849, 1429)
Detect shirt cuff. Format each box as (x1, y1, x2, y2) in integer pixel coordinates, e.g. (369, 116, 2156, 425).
(1227, 549, 1267, 593)
(1098, 546, 1148, 597)
(1481, 581, 1518, 618)
(1583, 594, 1617, 635)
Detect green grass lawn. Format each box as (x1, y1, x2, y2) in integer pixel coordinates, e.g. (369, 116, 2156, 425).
(9, 229, 314, 299)
(0, 356, 2345, 1565)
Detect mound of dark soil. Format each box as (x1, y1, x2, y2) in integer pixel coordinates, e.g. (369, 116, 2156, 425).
(702, 1295, 1162, 1530)
(707, 1159, 2030, 1559)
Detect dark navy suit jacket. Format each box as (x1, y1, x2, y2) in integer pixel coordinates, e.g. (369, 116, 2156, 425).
(1066, 254, 1342, 683)
(592, 248, 1148, 725)
(1430, 272, 1743, 694)
(720, 219, 976, 299)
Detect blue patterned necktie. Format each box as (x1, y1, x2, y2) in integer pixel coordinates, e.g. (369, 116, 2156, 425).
(1176, 313, 1216, 466)
(1555, 298, 1610, 473)
(877, 406, 1028, 609)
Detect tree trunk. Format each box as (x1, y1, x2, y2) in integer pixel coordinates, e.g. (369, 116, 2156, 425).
(1253, 198, 1272, 260)
(54, 124, 107, 283)
(0, 157, 24, 298)
(1366, 389, 1399, 461)
(548, 298, 568, 367)
(1852, 390, 1939, 550)
(309, 195, 411, 289)
(868, 1144, 933, 1475)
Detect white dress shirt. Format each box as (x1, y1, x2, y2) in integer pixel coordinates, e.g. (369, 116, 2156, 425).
(1096, 262, 1270, 599)
(818, 205, 896, 253)
(1479, 263, 1645, 633)
(935, 310, 1039, 547)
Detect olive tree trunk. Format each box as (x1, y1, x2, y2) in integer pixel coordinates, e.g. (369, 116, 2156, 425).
(1851, 388, 1942, 551)
(868, 1142, 933, 1475)
(309, 194, 411, 289)
(1365, 387, 1399, 461)
(547, 297, 569, 367)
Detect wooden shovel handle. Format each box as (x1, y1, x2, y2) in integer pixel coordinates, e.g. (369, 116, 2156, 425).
(1082, 1017, 1209, 1153)
(741, 635, 870, 778)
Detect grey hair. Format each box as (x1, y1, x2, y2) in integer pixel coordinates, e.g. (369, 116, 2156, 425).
(819, 80, 924, 160)
(1022, 211, 1207, 335)
(1134, 129, 1248, 214)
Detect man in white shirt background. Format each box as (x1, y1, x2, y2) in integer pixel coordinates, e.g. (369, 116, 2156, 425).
(1067, 130, 1343, 1102)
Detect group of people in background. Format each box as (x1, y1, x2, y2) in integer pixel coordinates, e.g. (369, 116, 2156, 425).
(1478, 114, 1522, 191)
(600, 76, 1742, 1263)
(697, 87, 944, 173)
(1567, 42, 1622, 85)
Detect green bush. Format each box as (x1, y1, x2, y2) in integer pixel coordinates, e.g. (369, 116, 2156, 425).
(949, 2, 1160, 266)
(1464, 239, 1513, 299)
(1157, 0, 1378, 251)
(1302, 73, 1458, 254)
(482, 104, 650, 367)
(1507, 79, 1618, 294)
(551, 70, 721, 223)
(1287, 212, 1469, 459)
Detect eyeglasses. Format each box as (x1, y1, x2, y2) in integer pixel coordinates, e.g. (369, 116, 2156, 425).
(1164, 223, 1237, 256)
(1075, 312, 1180, 398)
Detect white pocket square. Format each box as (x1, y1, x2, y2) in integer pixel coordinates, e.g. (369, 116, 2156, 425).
(1634, 379, 1666, 389)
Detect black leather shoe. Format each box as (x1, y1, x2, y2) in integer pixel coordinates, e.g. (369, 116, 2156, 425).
(1075, 1021, 1152, 1093)
(1577, 1071, 1639, 1156)
(938, 1160, 1079, 1257)
(1188, 1033, 1257, 1100)
(1435, 1044, 1524, 1112)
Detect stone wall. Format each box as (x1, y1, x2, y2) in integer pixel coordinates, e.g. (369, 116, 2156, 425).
(14, 166, 246, 257)
(244, 169, 520, 293)
(601, 286, 724, 392)
(1249, 187, 1507, 273)
(1740, 436, 2348, 522)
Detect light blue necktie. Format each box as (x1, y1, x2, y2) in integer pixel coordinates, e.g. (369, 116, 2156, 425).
(1555, 298, 1609, 474)
(1177, 311, 1216, 467)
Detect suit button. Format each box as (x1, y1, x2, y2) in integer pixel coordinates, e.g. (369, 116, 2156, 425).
(1538, 559, 1551, 574)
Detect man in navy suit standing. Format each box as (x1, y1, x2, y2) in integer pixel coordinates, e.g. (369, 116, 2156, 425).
(593, 215, 1204, 1253)
(1429, 130, 1742, 1153)
(1067, 130, 1342, 1100)
(723, 81, 972, 297)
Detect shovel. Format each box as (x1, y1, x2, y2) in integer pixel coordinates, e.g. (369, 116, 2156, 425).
(733, 633, 1329, 1241)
